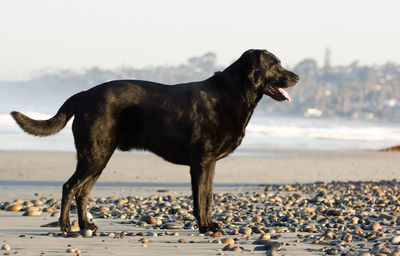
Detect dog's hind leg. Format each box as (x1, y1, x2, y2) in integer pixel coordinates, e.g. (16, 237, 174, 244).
(75, 172, 101, 231)
(59, 169, 89, 234)
(59, 118, 117, 234)
(190, 160, 220, 233)
(59, 155, 112, 234)
(59, 150, 115, 234)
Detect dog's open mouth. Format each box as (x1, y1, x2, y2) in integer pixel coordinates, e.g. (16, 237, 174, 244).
(269, 87, 291, 102)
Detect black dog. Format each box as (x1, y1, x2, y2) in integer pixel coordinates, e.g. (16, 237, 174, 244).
(11, 49, 298, 233)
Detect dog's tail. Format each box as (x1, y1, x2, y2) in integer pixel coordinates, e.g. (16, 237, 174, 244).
(10, 93, 82, 137)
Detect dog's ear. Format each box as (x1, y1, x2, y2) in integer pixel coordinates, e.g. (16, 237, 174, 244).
(229, 49, 266, 90)
(240, 50, 265, 86)
(239, 50, 261, 70)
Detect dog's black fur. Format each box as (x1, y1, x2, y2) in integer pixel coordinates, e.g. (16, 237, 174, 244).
(11, 49, 298, 233)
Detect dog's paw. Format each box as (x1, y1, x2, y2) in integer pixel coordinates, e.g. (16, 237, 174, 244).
(80, 222, 98, 231)
(198, 222, 221, 233)
(209, 222, 221, 232)
(59, 220, 70, 235)
(198, 225, 209, 233)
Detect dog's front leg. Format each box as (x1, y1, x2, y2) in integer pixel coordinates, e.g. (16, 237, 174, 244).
(190, 160, 220, 233)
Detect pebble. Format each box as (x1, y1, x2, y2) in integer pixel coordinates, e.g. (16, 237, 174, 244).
(6, 204, 22, 212)
(230, 246, 242, 252)
(367, 221, 382, 231)
(253, 240, 281, 251)
(31, 199, 43, 206)
(222, 244, 233, 251)
(220, 237, 234, 245)
(46, 232, 55, 237)
(42, 207, 53, 212)
(1, 244, 10, 251)
(66, 248, 80, 253)
(252, 216, 263, 222)
(14, 199, 24, 204)
(351, 216, 360, 224)
(22, 210, 41, 216)
(211, 231, 222, 237)
(160, 222, 184, 229)
(265, 228, 276, 234)
(343, 233, 353, 243)
(68, 225, 80, 233)
(24, 206, 39, 212)
(82, 229, 93, 237)
(138, 238, 148, 243)
(138, 221, 147, 227)
(156, 189, 171, 193)
(324, 209, 342, 216)
(253, 227, 264, 233)
(324, 230, 335, 239)
(326, 248, 339, 255)
(146, 232, 157, 237)
(258, 233, 271, 240)
(391, 236, 400, 244)
(177, 238, 186, 243)
(239, 227, 252, 235)
(139, 215, 157, 225)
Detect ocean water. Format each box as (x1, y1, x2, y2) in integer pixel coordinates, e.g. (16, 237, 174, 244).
(0, 112, 399, 152)
(244, 116, 400, 151)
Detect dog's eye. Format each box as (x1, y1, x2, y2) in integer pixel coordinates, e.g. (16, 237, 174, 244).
(271, 64, 278, 70)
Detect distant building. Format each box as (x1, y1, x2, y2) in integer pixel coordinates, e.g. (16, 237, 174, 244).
(324, 47, 331, 73)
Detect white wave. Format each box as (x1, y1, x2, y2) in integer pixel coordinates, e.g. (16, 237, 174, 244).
(1, 113, 399, 151)
(246, 120, 400, 142)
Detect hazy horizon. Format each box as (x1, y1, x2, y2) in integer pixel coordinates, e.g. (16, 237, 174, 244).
(1, 0, 399, 80)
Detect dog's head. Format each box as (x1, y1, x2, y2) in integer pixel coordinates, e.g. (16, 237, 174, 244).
(238, 49, 299, 102)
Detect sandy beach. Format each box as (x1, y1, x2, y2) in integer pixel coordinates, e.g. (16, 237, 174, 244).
(0, 150, 399, 255)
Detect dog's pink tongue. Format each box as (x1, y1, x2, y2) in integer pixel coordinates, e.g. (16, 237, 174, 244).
(278, 88, 291, 102)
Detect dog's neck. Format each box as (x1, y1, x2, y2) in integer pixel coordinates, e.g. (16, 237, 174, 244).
(219, 62, 264, 109)
(211, 65, 264, 139)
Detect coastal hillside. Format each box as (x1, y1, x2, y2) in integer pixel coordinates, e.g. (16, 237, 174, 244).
(1, 52, 399, 121)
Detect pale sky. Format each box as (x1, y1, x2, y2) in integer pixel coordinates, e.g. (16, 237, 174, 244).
(0, 0, 399, 80)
